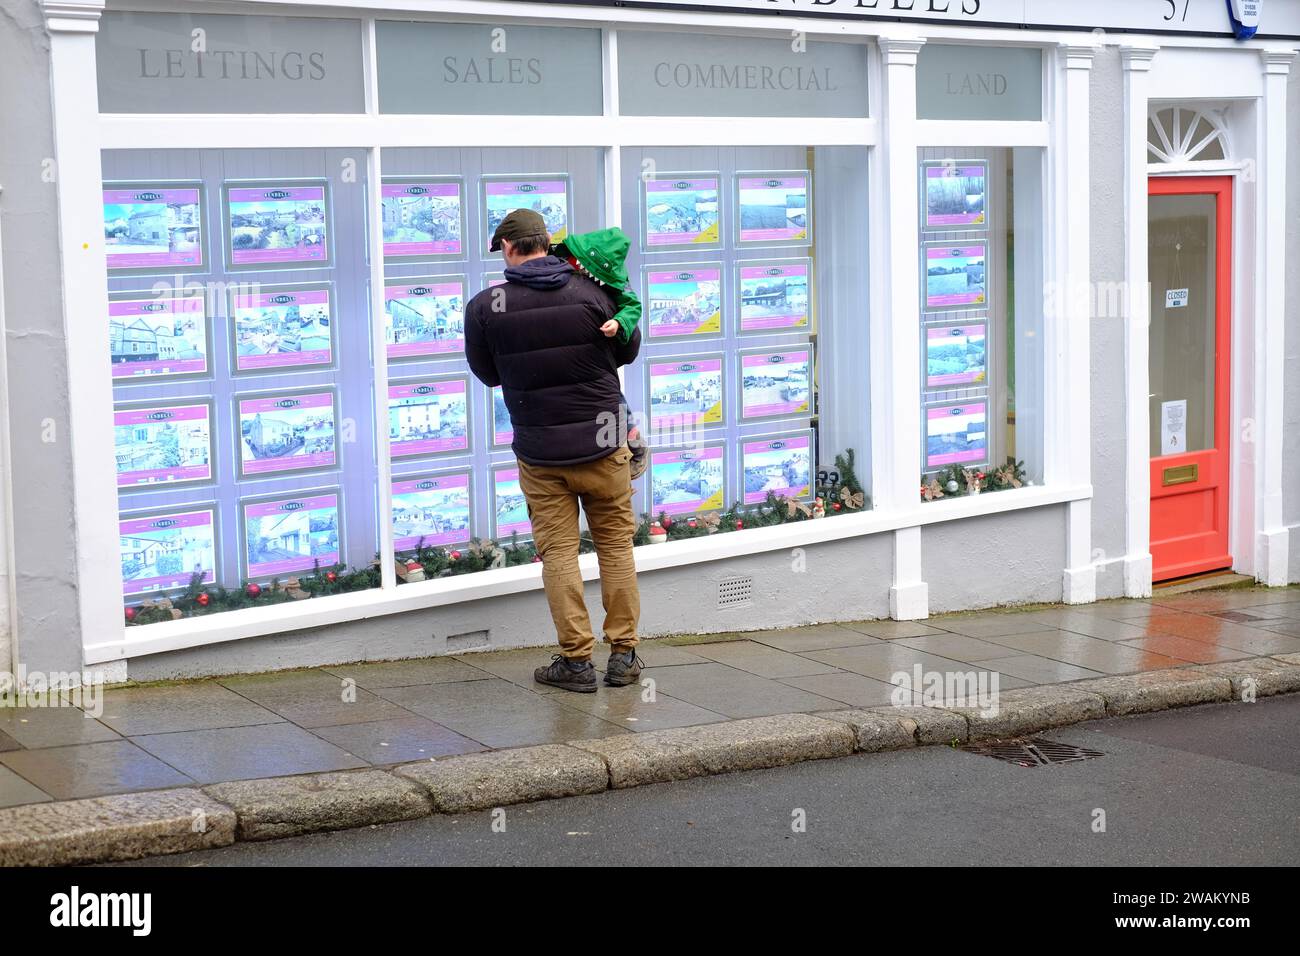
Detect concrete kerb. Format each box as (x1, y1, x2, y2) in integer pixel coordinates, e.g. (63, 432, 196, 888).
(1, 660, 1297, 865)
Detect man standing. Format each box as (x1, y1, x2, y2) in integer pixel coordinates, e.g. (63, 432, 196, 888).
(464, 209, 643, 694)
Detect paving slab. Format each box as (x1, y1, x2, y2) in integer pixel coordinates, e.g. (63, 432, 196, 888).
(686, 640, 841, 679)
(0, 729, 19, 753)
(924, 612, 1059, 639)
(0, 765, 51, 809)
(0, 703, 121, 748)
(453, 648, 574, 694)
(1115, 633, 1253, 665)
(640, 662, 845, 718)
(204, 769, 433, 840)
(593, 642, 711, 668)
(376, 678, 629, 749)
(217, 669, 415, 729)
(0, 740, 193, 800)
(308, 715, 488, 764)
(569, 714, 854, 789)
(838, 620, 949, 640)
(741, 623, 886, 652)
(1069, 668, 1233, 716)
(549, 686, 729, 733)
(395, 744, 608, 812)
(976, 653, 1104, 685)
(323, 657, 491, 689)
(0, 787, 234, 866)
(96, 683, 284, 736)
(893, 633, 1025, 661)
(974, 630, 1187, 674)
(801, 643, 1021, 689)
(777, 672, 917, 708)
(129, 723, 367, 784)
(1029, 610, 1159, 643)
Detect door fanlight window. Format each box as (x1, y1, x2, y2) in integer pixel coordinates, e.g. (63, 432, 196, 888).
(1147, 106, 1229, 164)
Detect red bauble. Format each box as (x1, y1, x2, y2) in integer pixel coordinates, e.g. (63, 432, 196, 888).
(246, 583, 262, 598)
(196, 593, 210, 607)
(124, 606, 136, 621)
(449, 550, 461, 561)
(661, 515, 673, 528)
(531, 554, 542, 563)
(326, 571, 338, 583)
(832, 502, 842, 512)
(688, 518, 698, 529)
(735, 519, 744, 530)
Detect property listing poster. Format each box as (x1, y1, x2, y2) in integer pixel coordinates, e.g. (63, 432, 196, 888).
(737, 173, 810, 244)
(388, 378, 470, 458)
(225, 183, 329, 267)
(648, 357, 724, 430)
(925, 400, 988, 469)
(119, 508, 216, 596)
(384, 278, 466, 360)
(925, 324, 988, 389)
(483, 177, 569, 246)
(243, 492, 341, 579)
(491, 386, 513, 447)
(109, 293, 208, 379)
(740, 348, 813, 420)
(645, 266, 722, 339)
(922, 162, 987, 229)
(493, 466, 531, 538)
(237, 391, 338, 476)
(381, 179, 464, 260)
(482, 273, 507, 290)
(742, 434, 812, 505)
(102, 184, 204, 272)
(923, 242, 987, 310)
(738, 261, 810, 332)
(230, 285, 333, 372)
(391, 472, 472, 551)
(643, 175, 721, 248)
(114, 402, 212, 488)
(650, 446, 725, 516)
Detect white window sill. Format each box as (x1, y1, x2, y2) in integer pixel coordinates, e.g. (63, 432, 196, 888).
(87, 482, 1092, 664)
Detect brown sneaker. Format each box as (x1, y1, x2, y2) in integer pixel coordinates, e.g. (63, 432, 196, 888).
(604, 648, 643, 687)
(534, 654, 597, 693)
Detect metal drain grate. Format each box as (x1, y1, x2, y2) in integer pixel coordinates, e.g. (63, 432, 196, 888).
(717, 575, 754, 609)
(961, 737, 1105, 768)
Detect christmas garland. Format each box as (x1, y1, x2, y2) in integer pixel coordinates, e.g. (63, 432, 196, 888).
(127, 449, 869, 625)
(921, 459, 1029, 502)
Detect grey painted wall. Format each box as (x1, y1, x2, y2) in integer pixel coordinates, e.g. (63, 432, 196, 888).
(923, 505, 1066, 614)
(1286, 62, 1300, 582)
(126, 531, 894, 679)
(0, 1, 86, 674)
(1088, 47, 1129, 600)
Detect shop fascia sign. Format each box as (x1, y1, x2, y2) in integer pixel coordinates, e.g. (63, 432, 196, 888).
(526, 0, 1292, 38)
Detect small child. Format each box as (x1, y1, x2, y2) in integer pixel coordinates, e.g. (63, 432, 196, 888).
(552, 227, 647, 477)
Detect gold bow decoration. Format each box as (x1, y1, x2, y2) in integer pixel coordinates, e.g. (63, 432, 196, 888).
(282, 577, 312, 600)
(992, 464, 1022, 489)
(699, 512, 721, 532)
(839, 486, 865, 510)
(922, 479, 945, 501)
(785, 496, 812, 519)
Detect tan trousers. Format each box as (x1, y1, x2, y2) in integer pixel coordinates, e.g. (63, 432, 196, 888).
(517, 446, 640, 661)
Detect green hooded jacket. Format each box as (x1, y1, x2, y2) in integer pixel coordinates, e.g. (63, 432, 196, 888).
(553, 227, 642, 345)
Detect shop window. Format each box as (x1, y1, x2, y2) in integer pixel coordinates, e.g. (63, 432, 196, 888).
(106, 148, 381, 622)
(918, 148, 1043, 501)
(621, 146, 871, 523)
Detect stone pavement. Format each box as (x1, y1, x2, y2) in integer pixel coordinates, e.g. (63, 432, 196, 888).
(3, 585, 1300, 809)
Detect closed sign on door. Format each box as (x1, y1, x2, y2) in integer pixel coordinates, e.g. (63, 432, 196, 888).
(1166, 288, 1189, 309)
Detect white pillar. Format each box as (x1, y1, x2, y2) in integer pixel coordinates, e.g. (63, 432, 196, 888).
(1119, 43, 1157, 598)
(1255, 49, 1295, 586)
(43, 0, 122, 667)
(875, 36, 928, 620)
(1058, 43, 1097, 604)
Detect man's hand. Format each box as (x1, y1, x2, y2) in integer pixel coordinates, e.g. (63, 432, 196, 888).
(600, 319, 619, 338)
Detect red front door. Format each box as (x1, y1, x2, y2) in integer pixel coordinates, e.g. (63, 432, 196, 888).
(1147, 176, 1232, 582)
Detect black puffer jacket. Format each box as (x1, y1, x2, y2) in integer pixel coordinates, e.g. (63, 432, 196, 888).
(464, 256, 641, 466)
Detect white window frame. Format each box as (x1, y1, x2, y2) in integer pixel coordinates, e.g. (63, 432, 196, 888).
(51, 0, 1094, 665)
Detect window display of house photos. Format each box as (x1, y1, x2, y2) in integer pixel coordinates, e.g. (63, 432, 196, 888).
(383, 277, 467, 360)
(242, 490, 341, 579)
(738, 260, 811, 333)
(119, 506, 217, 597)
(925, 399, 989, 470)
(223, 180, 331, 269)
(387, 376, 471, 459)
(491, 386, 513, 447)
(647, 355, 724, 430)
(922, 241, 988, 312)
(109, 291, 209, 380)
(641, 173, 721, 250)
(644, 265, 723, 339)
(925, 323, 988, 389)
(736, 171, 810, 245)
(236, 389, 339, 478)
(492, 465, 531, 539)
(739, 346, 813, 422)
(391, 471, 473, 552)
(742, 431, 813, 505)
(650, 445, 725, 516)
(229, 283, 335, 373)
(921, 161, 988, 230)
(482, 175, 570, 249)
(114, 400, 213, 489)
(381, 177, 464, 261)
(102, 181, 206, 275)
(482, 272, 506, 290)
